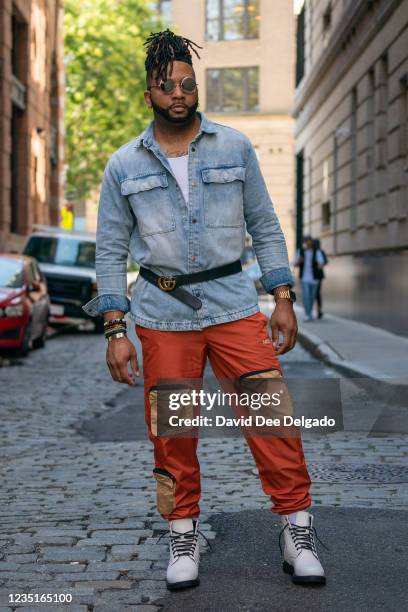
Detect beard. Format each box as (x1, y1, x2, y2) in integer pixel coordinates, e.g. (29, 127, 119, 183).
(151, 98, 199, 124)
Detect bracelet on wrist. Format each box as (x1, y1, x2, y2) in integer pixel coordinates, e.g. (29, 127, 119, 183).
(107, 332, 127, 342)
(104, 318, 126, 328)
(105, 327, 127, 338)
(104, 321, 127, 331)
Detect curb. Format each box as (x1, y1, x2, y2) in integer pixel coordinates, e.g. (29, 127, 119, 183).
(296, 326, 374, 379)
(296, 319, 407, 407)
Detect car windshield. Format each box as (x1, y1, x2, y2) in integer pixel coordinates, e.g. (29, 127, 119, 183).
(24, 236, 96, 268)
(0, 259, 24, 288)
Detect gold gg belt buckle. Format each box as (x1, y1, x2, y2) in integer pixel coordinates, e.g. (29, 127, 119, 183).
(157, 275, 177, 291)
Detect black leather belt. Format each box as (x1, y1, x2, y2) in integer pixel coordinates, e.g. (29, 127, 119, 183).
(139, 260, 242, 310)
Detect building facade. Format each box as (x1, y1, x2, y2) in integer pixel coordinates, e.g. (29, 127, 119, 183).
(0, 0, 64, 252)
(161, 0, 297, 257)
(294, 0, 408, 334)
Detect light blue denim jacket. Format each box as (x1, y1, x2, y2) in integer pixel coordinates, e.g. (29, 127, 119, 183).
(82, 111, 294, 330)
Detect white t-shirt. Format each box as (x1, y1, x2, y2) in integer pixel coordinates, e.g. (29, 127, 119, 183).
(167, 154, 189, 204)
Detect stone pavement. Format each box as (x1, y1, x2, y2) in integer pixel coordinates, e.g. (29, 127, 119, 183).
(0, 316, 407, 611)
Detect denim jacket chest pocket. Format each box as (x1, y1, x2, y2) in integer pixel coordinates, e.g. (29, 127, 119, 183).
(120, 173, 175, 237)
(201, 165, 246, 228)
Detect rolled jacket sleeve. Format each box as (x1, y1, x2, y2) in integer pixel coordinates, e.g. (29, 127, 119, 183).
(82, 154, 134, 317)
(243, 141, 294, 292)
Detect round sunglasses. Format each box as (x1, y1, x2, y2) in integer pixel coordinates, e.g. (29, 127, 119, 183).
(149, 76, 198, 95)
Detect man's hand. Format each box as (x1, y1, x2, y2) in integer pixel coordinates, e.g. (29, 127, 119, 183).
(270, 300, 298, 355)
(106, 336, 140, 385)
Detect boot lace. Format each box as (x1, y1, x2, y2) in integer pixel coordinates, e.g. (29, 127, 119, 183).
(156, 524, 213, 559)
(279, 522, 329, 559)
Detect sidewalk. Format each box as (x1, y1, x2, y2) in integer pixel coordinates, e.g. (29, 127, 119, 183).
(260, 294, 407, 382)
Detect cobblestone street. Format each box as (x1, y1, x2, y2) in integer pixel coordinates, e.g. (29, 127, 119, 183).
(0, 320, 407, 610)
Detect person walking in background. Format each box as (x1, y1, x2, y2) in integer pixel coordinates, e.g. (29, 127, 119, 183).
(313, 238, 328, 319)
(294, 236, 325, 322)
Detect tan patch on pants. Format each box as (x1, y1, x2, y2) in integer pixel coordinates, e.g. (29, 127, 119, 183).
(149, 389, 158, 436)
(149, 385, 196, 438)
(153, 469, 176, 515)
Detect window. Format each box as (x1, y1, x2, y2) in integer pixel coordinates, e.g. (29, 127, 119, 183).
(158, 0, 171, 24)
(350, 88, 358, 230)
(206, 0, 259, 41)
(322, 201, 331, 229)
(295, 3, 305, 86)
(296, 151, 304, 250)
(24, 236, 96, 268)
(149, 0, 172, 25)
(322, 2, 331, 46)
(206, 67, 259, 112)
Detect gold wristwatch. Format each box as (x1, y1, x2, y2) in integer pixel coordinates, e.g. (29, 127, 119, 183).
(273, 289, 296, 303)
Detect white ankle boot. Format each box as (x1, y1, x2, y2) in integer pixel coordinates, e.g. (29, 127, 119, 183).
(166, 518, 200, 590)
(280, 511, 326, 585)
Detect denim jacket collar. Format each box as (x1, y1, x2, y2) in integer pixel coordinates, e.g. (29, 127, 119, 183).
(133, 110, 218, 150)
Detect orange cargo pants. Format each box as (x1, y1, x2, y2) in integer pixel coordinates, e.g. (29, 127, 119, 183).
(135, 311, 311, 520)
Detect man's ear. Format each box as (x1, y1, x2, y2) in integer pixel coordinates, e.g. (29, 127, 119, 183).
(143, 90, 152, 108)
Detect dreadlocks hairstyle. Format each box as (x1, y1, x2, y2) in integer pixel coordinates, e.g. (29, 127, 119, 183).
(144, 29, 202, 86)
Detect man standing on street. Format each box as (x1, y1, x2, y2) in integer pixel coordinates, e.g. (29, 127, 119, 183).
(313, 238, 328, 319)
(83, 29, 326, 591)
(294, 236, 325, 322)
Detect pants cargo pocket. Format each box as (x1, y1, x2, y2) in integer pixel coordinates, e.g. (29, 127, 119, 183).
(240, 368, 283, 380)
(153, 467, 176, 515)
(239, 368, 294, 422)
(148, 388, 158, 436)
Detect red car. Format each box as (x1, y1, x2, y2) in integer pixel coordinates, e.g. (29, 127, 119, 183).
(0, 254, 50, 356)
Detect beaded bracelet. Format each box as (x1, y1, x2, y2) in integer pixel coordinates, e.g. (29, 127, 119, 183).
(104, 322, 127, 332)
(104, 322, 127, 330)
(104, 318, 126, 328)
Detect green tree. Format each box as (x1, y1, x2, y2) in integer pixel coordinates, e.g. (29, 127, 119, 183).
(64, 0, 157, 200)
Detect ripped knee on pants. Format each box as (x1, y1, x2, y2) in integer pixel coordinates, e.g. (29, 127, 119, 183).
(153, 467, 176, 515)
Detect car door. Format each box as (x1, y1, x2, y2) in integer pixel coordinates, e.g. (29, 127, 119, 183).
(27, 260, 44, 337)
(34, 260, 50, 329)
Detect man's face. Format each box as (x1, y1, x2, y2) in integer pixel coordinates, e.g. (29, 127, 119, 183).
(144, 60, 199, 125)
(304, 238, 313, 249)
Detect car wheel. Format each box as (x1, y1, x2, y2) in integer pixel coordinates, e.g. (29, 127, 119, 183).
(32, 322, 47, 349)
(94, 318, 105, 334)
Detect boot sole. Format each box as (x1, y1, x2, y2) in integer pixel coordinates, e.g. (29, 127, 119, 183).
(283, 561, 326, 586)
(166, 578, 200, 591)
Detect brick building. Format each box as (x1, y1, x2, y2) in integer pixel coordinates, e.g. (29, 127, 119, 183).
(294, 0, 408, 334)
(0, 0, 64, 252)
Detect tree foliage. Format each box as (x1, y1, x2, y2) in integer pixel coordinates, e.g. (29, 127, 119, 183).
(64, 0, 157, 200)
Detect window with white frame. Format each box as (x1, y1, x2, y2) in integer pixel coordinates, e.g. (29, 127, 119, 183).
(206, 67, 259, 112)
(206, 0, 260, 41)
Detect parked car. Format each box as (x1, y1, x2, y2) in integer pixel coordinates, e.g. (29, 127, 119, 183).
(22, 226, 105, 332)
(0, 254, 50, 355)
(23, 225, 137, 332)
